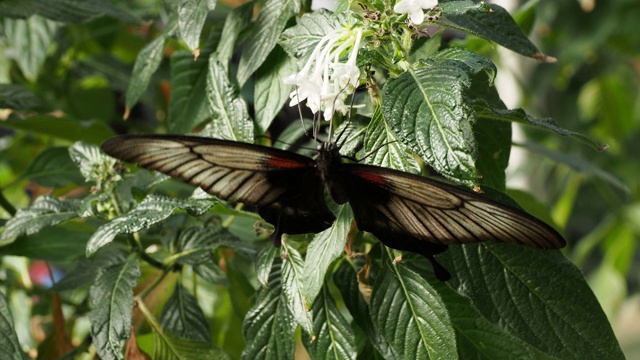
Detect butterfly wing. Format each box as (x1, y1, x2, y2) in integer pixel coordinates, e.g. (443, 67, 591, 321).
(336, 163, 565, 279)
(101, 135, 335, 245)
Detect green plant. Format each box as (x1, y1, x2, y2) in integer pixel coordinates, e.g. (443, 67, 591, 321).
(0, 0, 625, 359)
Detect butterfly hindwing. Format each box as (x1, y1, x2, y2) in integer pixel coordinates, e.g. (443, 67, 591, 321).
(101, 135, 335, 245)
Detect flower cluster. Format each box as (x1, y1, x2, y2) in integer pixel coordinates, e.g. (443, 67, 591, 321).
(284, 26, 363, 120)
(284, 0, 439, 120)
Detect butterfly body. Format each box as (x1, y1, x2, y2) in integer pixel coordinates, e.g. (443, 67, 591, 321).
(102, 134, 565, 280)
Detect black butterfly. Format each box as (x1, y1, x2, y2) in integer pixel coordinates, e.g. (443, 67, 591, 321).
(101, 134, 565, 280)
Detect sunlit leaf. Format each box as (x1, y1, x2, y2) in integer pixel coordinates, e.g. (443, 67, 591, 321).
(0, 196, 80, 245)
(302, 205, 350, 306)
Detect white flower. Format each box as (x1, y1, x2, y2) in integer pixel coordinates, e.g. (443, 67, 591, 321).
(393, 0, 438, 25)
(284, 26, 363, 120)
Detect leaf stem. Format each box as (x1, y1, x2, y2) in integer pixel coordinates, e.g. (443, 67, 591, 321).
(0, 188, 16, 216)
(136, 269, 170, 300)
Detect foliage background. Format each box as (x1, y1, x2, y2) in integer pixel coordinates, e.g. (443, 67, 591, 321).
(0, 0, 637, 358)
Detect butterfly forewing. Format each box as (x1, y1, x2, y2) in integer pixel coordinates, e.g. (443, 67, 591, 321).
(101, 135, 336, 245)
(338, 163, 565, 252)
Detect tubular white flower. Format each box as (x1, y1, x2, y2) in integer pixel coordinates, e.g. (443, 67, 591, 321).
(284, 26, 363, 120)
(393, 0, 438, 24)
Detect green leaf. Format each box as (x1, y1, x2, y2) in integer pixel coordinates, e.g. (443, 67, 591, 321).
(438, 3, 555, 61)
(153, 332, 230, 360)
(89, 255, 141, 360)
(53, 247, 127, 291)
(473, 118, 511, 191)
(173, 224, 237, 265)
(176, 0, 214, 52)
(124, 19, 180, 110)
(69, 141, 118, 184)
(430, 47, 497, 81)
(2, 15, 60, 81)
(193, 261, 228, 286)
(363, 105, 420, 173)
(0, 291, 29, 360)
(216, 2, 253, 68)
(86, 194, 215, 256)
(407, 259, 540, 358)
(302, 205, 351, 306)
(21, 147, 84, 187)
(370, 261, 457, 360)
(0, 84, 40, 109)
(0, 223, 89, 261)
(161, 283, 211, 342)
(125, 22, 174, 112)
(242, 260, 296, 360)
(167, 51, 210, 133)
(518, 142, 628, 193)
(256, 245, 279, 287)
(280, 10, 344, 61)
(254, 47, 296, 132)
(334, 261, 395, 358)
(443, 244, 625, 359)
(0, 0, 139, 23)
(0, 114, 115, 143)
(302, 285, 356, 360)
(204, 58, 254, 142)
(0, 195, 80, 245)
(382, 61, 478, 185)
(236, 0, 298, 86)
(281, 245, 313, 335)
(473, 101, 605, 151)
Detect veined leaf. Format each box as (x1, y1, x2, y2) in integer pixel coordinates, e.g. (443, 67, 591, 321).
(204, 58, 254, 142)
(242, 260, 296, 360)
(280, 10, 345, 61)
(302, 204, 351, 306)
(437, 3, 555, 62)
(334, 261, 395, 358)
(161, 283, 211, 342)
(21, 147, 84, 188)
(153, 331, 230, 360)
(371, 260, 457, 360)
(167, 51, 213, 134)
(382, 60, 478, 186)
(173, 224, 238, 265)
(0, 196, 80, 245)
(363, 105, 420, 174)
(236, 0, 298, 86)
(302, 285, 356, 360)
(0, 0, 139, 23)
(281, 245, 313, 335)
(0, 84, 40, 109)
(2, 15, 60, 81)
(254, 47, 296, 132)
(443, 244, 625, 359)
(0, 292, 29, 360)
(216, 2, 253, 69)
(125, 20, 176, 113)
(69, 142, 118, 185)
(176, 0, 214, 52)
(86, 195, 216, 256)
(89, 255, 141, 360)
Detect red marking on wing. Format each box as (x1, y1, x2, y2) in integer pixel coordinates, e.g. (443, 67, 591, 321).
(351, 169, 389, 185)
(266, 157, 309, 169)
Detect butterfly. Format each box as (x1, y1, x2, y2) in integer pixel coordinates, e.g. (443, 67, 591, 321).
(101, 134, 565, 281)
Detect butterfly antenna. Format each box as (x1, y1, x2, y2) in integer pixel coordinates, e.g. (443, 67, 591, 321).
(294, 87, 315, 141)
(356, 139, 400, 163)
